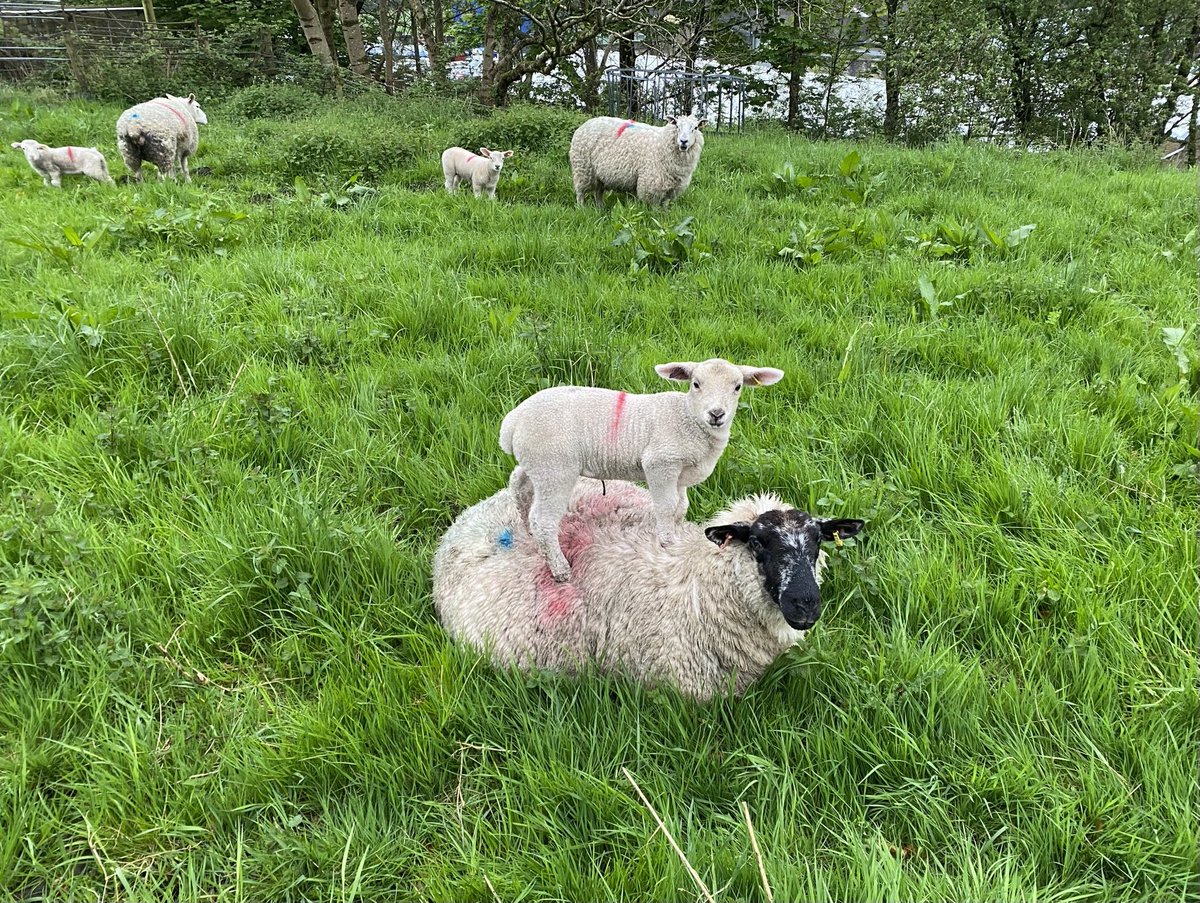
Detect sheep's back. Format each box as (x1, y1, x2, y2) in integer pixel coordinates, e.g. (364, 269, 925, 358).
(118, 99, 197, 150)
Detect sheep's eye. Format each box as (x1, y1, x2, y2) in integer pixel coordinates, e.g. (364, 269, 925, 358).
(734, 384, 742, 392)
(747, 536, 763, 553)
(692, 380, 700, 390)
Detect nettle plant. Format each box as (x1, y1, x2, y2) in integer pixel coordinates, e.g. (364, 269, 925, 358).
(612, 208, 713, 276)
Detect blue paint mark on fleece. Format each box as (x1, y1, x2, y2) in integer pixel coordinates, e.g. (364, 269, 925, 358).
(128, 113, 140, 118)
(496, 528, 514, 550)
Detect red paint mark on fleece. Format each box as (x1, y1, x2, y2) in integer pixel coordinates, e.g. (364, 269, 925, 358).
(466, 153, 477, 162)
(616, 120, 637, 138)
(608, 391, 627, 442)
(66, 146, 75, 163)
(150, 99, 189, 129)
(535, 515, 593, 624)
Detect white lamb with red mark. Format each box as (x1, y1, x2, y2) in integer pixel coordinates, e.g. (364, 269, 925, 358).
(441, 146, 513, 199)
(432, 478, 864, 700)
(10, 140, 113, 187)
(569, 114, 707, 208)
(116, 93, 207, 182)
(499, 359, 784, 582)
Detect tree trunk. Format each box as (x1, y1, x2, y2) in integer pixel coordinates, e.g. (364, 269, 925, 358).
(290, 0, 337, 67)
(883, 65, 900, 137)
(787, 44, 800, 130)
(379, 0, 394, 92)
(618, 31, 637, 116)
(1187, 90, 1198, 167)
(337, 0, 369, 76)
(406, 0, 441, 78)
(258, 27, 278, 77)
(315, 0, 340, 61)
(412, 10, 422, 77)
(433, 0, 444, 50)
(479, 2, 498, 106)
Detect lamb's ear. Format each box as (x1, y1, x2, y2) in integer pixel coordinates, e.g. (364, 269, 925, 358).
(817, 518, 864, 542)
(10, 142, 19, 148)
(739, 366, 784, 387)
(655, 362, 696, 382)
(502, 150, 513, 158)
(187, 93, 196, 102)
(705, 523, 752, 546)
(479, 147, 491, 156)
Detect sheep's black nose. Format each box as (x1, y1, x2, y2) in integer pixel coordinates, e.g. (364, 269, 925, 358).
(707, 408, 725, 425)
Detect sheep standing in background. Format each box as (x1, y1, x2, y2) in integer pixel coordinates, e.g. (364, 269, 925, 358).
(500, 359, 784, 582)
(441, 146, 513, 199)
(569, 114, 707, 208)
(433, 478, 864, 700)
(116, 93, 207, 183)
(10, 140, 113, 187)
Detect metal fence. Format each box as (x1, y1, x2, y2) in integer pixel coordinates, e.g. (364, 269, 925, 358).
(605, 68, 747, 134)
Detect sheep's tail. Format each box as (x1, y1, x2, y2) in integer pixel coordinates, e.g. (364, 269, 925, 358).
(499, 407, 518, 455)
(121, 118, 147, 146)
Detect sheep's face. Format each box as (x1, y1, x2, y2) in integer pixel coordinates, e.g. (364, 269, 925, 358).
(169, 93, 208, 125)
(479, 147, 513, 173)
(656, 358, 784, 431)
(667, 115, 708, 152)
(705, 510, 864, 631)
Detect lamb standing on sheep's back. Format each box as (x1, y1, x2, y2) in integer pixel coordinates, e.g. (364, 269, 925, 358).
(116, 93, 207, 182)
(500, 359, 783, 582)
(569, 114, 706, 208)
(433, 478, 864, 700)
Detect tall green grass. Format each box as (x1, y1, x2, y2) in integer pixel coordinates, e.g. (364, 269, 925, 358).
(1, 86, 1197, 901)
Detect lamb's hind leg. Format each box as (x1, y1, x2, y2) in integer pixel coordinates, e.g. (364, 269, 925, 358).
(528, 475, 574, 582)
(509, 466, 535, 530)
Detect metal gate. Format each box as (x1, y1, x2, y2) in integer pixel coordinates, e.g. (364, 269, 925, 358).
(605, 68, 746, 134)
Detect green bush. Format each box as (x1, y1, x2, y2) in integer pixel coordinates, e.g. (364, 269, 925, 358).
(456, 103, 585, 154)
(273, 117, 411, 180)
(223, 83, 323, 121)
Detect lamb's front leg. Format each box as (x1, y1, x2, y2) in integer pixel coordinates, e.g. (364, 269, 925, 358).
(646, 467, 683, 546)
(674, 480, 689, 523)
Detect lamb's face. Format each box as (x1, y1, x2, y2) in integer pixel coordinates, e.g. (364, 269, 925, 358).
(667, 115, 708, 152)
(11, 139, 44, 158)
(656, 358, 784, 431)
(479, 147, 512, 173)
(706, 510, 865, 630)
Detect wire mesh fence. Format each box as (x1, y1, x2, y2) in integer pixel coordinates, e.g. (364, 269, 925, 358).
(605, 68, 746, 134)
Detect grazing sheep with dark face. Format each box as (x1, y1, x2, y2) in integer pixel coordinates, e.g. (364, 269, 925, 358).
(432, 478, 864, 700)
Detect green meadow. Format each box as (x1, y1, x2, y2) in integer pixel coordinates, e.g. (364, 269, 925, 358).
(1, 86, 1197, 901)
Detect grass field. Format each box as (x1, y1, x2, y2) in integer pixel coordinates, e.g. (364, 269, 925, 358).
(1, 85, 1197, 902)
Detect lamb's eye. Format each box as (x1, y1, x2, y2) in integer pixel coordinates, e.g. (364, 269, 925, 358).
(734, 384, 742, 392)
(747, 536, 763, 553)
(692, 380, 700, 390)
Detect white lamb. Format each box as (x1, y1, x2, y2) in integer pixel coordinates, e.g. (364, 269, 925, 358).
(433, 478, 864, 700)
(499, 359, 784, 582)
(441, 146, 513, 199)
(569, 114, 707, 208)
(10, 140, 113, 187)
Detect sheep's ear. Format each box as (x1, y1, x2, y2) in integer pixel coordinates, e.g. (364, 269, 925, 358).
(817, 518, 864, 542)
(503, 150, 513, 158)
(187, 93, 196, 102)
(705, 523, 752, 546)
(697, 119, 709, 130)
(479, 147, 491, 156)
(655, 362, 695, 382)
(10, 142, 19, 148)
(739, 366, 784, 387)
(668, 116, 678, 125)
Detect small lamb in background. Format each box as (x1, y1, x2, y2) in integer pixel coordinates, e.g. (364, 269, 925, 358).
(433, 478, 864, 700)
(441, 146, 513, 199)
(10, 140, 113, 187)
(499, 359, 784, 582)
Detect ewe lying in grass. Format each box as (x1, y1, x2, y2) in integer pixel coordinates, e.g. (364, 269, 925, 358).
(434, 478, 864, 700)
